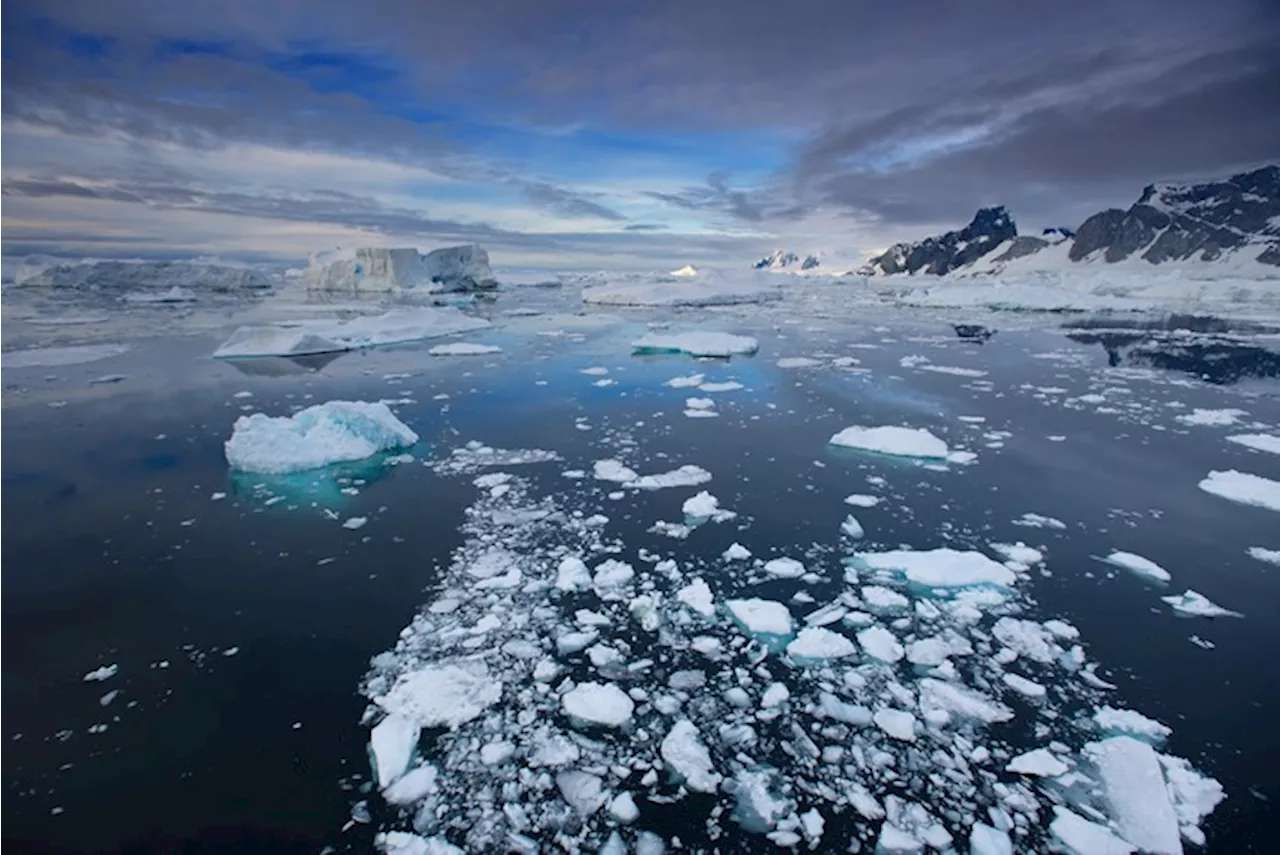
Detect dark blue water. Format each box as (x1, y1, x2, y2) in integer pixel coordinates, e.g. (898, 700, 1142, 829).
(3, 313, 1278, 852)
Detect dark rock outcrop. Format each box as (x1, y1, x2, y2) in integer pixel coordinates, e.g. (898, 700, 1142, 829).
(754, 250, 800, 270)
(861, 207, 1017, 276)
(1071, 165, 1279, 265)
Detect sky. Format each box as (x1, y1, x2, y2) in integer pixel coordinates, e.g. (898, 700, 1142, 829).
(3, 0, 1278, 270)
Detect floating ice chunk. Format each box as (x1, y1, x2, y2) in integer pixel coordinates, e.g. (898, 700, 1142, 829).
(862, 585, 909, 612)
(375, 831, 464, 855)
(699, 381, 744, 392)
(816, 692, 872, 726)
(968, 822, 1013, 855)
(1104, 550, 1171, 582)
(479, 741, 515, 765)
(212, 327, 346, 358)
(660, 719, 722, 792)
(426, 342, 502, 356)
(1006, 748, 1068, 777)
(993, 617, 1060, 662)
(876, 822, 923, 852)
(728, 769, 791, 833)
(343, 516, 368, 530)
(1248, 546, 1280, 566)
(382, 763, 439, 805)
(1159, 753, 1226, 846)
(1198, 469, 1280, 512)
(1094, 707, 1172, 744)
(555, 557, 592, 591)
(593, 459, 639, 483)
(682, 491, 735, 522)
(1002, 673, 1047, 698)
(684, 408, 719, 418)
(83, 664, 118, 682)
(1085, 736, 1182, 855)
(556, 770, 607, 815)
(990, 542, 1043, 566)
(225, 401, 418, 475)
(857, 626, 903, 663)
(840, 514, 865, 538)
(677, 578, 715, 617)
(634, 831, 667, 855)
(844, 494, 881, 507)
(829, 425, 950, 459)
(99, 690, 119, 706)
(629, 465, 712, 490)
(376, 662, 501, 729)
(763, 557, 805, 578)
(3, 343, 131, 369)
(1013, 512, 1067, 529)
(685, 397, 715, 410)
(761, 683, 790, 708)
(580, 366, 609, 376)
(1160, 589, 1243, 618)
(666, 373, 705, 388)
(1049, 808, 1135, 855)
(786, 627, 856, 661)
(561, 682, 634, 727)
(726, 598, 793, 636)
(776, 357, 822, 368)
(529, 733, 580, 767)
(370, 714, 419, 788)
(874, 709, 917, 741)
(856, 548, 1017, 589)
(918, 678, 1012, 723)
(608, 792, 640, 823)
(592, 559, 635, 596)
(1177, 408, 1247, 426)
(631, 331, 760, 357)
(1227, 433, 1280, 454)
(723, 542, 752, 561)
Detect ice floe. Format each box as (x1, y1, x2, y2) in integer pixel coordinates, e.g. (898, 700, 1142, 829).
(1226, 433, 1280, 454)
(1103, 550, 1171, 583)
(426, 342, 502, 356)
(1198, 469, 1280, 512)
(1160, 589, 1243, 618)
(214, 307, 490, 357)
(583, 274, 783, 307)
(631, 331, 759, 358)
(224, 401, 418, 474)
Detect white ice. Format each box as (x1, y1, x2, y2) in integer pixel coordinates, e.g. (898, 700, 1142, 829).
(968, 823, 1013, 855)
(631, 331, 760, 357)
(1049, 807, 1136, 855)
(873, 709, 917, 742)
(763, 557, 806, 579)
(1176, 408, 1247, 426)
(726, 598, 793, 636)
(856, 625, 904, 663)
(776, 357, 822, 368)
(1226, 433, 1280, 454)
(224, 400, 418, 474)
(1198, 469, 1280, 512)
(1104, 550, 1172, 582)
(1094, 706, 1172, 743)
(660, 719, 722, 792)
(856, 548, 1017, 589)
(584, 274, 782, 307)
(844, 494, 881, 507)
(426, 342, 502, 356)
(786, 627, 856, 661)
(562, 682, 635, 727)
(214, 307, 490, 357)
(829, 425, 951, 459)
(676, 578, 716, 617)
(82, 664, 119, 682)
(1005, 747, 1068, 777)
(1086, 736, 1182, 854)
(1248, 546, 1280, 566)
(370, 713, 419, 788)
(1160, 589, 1243, 618)
(1013, 512, 1067, 530)
(376, 661, 501, 728)
(990, 542, 1043, 566)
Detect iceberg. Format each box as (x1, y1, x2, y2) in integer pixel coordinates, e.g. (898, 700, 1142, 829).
(854, 548, 1017, 589)
(1160, 589, 1243, 618)
(20, 259, 273, 292)
(305, 245, 497, 293)
(224, 401, 418, 474)
(1103, 550, 1171, 583)
(214, 307, 491, 358)
(632, 331, 760, 358)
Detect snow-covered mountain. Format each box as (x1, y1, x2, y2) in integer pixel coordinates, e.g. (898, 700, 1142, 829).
(860, 165, 1280, 278)
(753, 249, 822, 271)
(860, 207, 1017, 276)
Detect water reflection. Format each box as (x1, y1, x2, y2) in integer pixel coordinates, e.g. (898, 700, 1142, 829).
(222, 352, 345, 377)
(1064, 314, 1280, 384)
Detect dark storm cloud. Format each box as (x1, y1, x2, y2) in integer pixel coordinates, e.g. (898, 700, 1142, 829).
(3, 0, 1278, 246)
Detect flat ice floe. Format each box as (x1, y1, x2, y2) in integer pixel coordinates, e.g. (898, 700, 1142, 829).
(1198, 469, 1280, 512)
(582, 274, 783, 307)
(1160, 589, 1243, 618)
(1226, 433, 1280, 454)
(1176, 408, 1247, 427)
(1103, 550, 1171, 583)
(224, 400, 418, 474)
(830, 425, 976, 465)
(356, 440, 1228, 853)
(631, 331, 759, 358)
(1248, 546, 1280, 566)
(214, 307, 490, 357)
(426, 342, 502, 356)
(2, 343, 131, 369)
